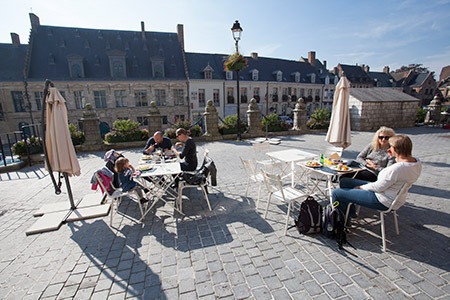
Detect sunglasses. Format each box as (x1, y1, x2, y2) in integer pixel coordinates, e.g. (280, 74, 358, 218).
(378, 136, 390, 140)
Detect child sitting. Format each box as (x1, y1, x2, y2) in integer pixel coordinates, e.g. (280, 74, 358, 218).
(114, 157, 149, 204)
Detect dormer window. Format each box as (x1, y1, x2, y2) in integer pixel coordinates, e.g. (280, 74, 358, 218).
(226, 71, 233, 80)
(151, 57, 165, 78)
(203, 64, 214, 80)
(325, 75, 330, 85)
(67, 54, 85, 78)
(292, 72, 300, 83)
(273, 71, 282, 82)
(310, 73, 316, 83)
(107, 50, 127, 78)
(251, 69, 259, 81)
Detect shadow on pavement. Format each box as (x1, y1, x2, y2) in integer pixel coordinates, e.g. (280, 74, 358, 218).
(69, 220, 164, 298)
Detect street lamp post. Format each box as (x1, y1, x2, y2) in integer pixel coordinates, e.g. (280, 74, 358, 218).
(231, 20, 243, 141)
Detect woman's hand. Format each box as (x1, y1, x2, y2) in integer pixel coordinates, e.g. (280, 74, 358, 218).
(365, 159, 378, 170)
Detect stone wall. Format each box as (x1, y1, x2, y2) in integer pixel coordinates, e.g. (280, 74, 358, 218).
(350, 98, 419, 130)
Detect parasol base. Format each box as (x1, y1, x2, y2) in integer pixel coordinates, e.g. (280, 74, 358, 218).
(26, 193, 109, 235)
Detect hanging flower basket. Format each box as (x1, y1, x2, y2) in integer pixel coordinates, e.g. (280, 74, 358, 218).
(224, 52, 248, 71)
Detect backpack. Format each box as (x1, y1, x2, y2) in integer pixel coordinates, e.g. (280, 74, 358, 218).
(295, 196, 322, 234)
(322, 201, 352, 249)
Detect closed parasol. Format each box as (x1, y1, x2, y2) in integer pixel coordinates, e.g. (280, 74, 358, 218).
(45, 87, 81, 176)
(326, 74, 352, 149)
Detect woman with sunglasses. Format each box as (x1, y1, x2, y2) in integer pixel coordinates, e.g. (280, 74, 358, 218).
(333, 135, 421, 221)
(351, 126, 396, 182)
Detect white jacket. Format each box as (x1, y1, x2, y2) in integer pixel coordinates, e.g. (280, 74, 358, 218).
(361, 159, 422, 210)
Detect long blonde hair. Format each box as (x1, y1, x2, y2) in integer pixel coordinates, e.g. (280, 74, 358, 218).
(371, 126, 395, 150)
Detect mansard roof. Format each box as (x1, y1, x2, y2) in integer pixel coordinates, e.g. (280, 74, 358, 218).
(27, 25, 186, 80)
(339, 64, 371, 81)
(368, 71, 394, 87)
(186, 52, 321, 83)
(0, 43, 27, 81)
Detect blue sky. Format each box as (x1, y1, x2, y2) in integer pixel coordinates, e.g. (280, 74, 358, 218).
(1, 0, 449, 76)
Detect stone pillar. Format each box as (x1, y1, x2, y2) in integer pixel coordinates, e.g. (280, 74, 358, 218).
(247, 98, 264, 136)
(147, 101, 162, 134)
(293, 98, 307, 131)
(80, 103, 102, 145)
(424, 95, 442, 125)
(203, 100, 220, 137)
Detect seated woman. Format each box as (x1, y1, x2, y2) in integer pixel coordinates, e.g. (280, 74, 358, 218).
(114, 157, 149, 204)
(332, 135, 422, 220)
(173, 128, 198, 172)
(348, 126, 396, 182)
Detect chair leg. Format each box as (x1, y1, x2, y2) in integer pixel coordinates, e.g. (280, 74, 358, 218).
(201, 185, 212, 211)
(256, 184, 262, 209)
(245, 178, 250, 197)
(380, 212, 387, 252)
(393, 211, 399, 235)
(284, 201, 293, 235)
(344, 204, 352, 227)
(178, 184, 185, 213)
(264, 194, 272, 219)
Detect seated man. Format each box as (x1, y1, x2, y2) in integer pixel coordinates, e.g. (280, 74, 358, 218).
(174, 128, 198, 171)
(143, 131, 172, 154)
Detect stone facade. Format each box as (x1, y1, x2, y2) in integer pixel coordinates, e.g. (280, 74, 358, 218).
(349, 88, 420, 131)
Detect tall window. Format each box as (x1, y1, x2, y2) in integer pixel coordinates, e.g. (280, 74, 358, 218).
(137, 116, 148, 126)
(12, 91, 25, 112)
(300, 88, 305, 98)
(204, 70, 212, 80)
(34, 91, 43, 111)
(213, 89, 220, 106)
(253, 87, 260, 103)
(155, 89, 166, 106)
(241, 87, 248, 104)
(226, 71, 233, 80)
(198, 89, 206, 107)
(227, 87, 234, 104)
(114, 90, 127, 107)
(173, 89, 184, 106)
(282, 88, 288, 102)
(74, 91, 85, 109)
(272, 88, 278, 102)
(315, 89, 320, 98)
(134, 90, 148, 107)
(0, 103, 4, 121)
(112, 61, 125, 78)
(94, 90, 107, 108)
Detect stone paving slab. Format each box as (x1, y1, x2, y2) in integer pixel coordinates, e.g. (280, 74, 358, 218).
(0, 126, 449, 299)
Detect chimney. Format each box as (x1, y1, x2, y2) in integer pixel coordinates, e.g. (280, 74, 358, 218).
(29, 13, 40, 32)
(251, 52, 258, 59)
(323, 60, 327, 69)
(177, 24, 184, 50)
(383, 66, 390, 73)
(141, 21, 146, 40)
(10, 33, 20, 47)
(308, 51, 316, 66)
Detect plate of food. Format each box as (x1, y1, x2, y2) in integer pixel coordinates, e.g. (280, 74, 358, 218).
(330, 165, 353, 172)
(136, 164, 153, 171)
(305, 160, 322, 168)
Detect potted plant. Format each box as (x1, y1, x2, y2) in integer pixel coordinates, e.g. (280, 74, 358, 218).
(224, 52, 248, 72)
(12, 136, 44, 160)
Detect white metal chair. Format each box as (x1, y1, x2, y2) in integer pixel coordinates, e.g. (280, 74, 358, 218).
(262, 170, 308, 235)
(252, 141, 273, 167)
(177, 149, 212, 213)
(344, 183, 412, 252)
(241, 157, 265, 207)
(95, 173, 147, 224)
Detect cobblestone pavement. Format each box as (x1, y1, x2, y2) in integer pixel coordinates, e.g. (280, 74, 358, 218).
(0, 126, 449, 299)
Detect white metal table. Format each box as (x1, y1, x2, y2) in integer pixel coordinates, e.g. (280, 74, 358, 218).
(266, 149, 316, 187)
(135, 161, 184, 218)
